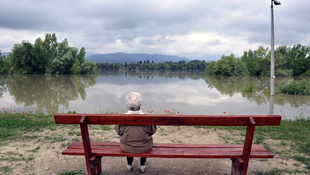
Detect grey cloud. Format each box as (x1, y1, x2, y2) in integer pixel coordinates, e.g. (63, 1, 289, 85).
(0, 0, 309, 60)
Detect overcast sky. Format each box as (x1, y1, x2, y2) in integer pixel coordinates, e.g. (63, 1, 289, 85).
(0, 0, 309, 61)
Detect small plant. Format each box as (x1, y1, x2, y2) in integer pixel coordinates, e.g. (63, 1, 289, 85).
(29, 146, 41, 153)
(279, 80, 310, 95)
(244, 82, 255, 92)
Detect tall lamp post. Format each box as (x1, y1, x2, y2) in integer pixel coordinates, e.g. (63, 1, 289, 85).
(270, 0, 281, 96)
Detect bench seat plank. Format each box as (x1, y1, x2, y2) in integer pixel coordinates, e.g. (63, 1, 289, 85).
(62, 141, 273, 159)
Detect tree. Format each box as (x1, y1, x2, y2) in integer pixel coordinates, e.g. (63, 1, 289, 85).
(212, 54, 236, 76)
(70, 59, 81, 74)
(287, 44, 310, 76)
(50, 51, 73, 74)
(7, 33, 93, 74)
(43, 33, 58, 73)
(233, 59, 249, 76)
(9, 41, 38, 74)
(205, 61, 216, 75)
(0, 51, 10, 74)
(80, 60, 97, 74)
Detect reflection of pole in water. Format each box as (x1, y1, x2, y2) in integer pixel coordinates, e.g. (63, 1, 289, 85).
(269, 95, 275, 115)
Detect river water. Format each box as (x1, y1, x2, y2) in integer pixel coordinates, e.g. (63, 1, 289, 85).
(0, 71, 309, 120)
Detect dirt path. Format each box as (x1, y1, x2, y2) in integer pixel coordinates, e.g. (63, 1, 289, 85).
(0, 125, 308, 175)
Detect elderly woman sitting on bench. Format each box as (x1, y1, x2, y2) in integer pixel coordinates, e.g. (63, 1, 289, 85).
(116, 92, 157, 173)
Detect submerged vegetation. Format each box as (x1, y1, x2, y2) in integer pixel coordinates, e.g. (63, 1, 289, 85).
(280, 80, 310, 95)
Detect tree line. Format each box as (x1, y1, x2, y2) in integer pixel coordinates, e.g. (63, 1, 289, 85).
(0, 33, 96, 75)
(97, 59, 207, 71)
(205, 44, 310, 77)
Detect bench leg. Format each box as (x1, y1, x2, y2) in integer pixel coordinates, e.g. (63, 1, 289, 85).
(231, 158, 245, 175)
(90, 156, 102, 175)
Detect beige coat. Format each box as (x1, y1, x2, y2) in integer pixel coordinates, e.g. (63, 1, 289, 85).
(115, 110, 157, 153)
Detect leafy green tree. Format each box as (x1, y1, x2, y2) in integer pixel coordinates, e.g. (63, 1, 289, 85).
(9, 41, 38, 74)
(212, 54, 236, 76)
(205, 61, 215, 75)
(0, 51, 10, 74)
(241, 50, 259, 76)
(233, 59, 249, 76)
(70, 59, 81, 74)
(80, 60, 97, 74)
(50, 51, 73, 74)
(286, 44, 310, 76)
(33, 38, 47, 74)
(43, 33, 58, 73)
(8, 33, 93, 75)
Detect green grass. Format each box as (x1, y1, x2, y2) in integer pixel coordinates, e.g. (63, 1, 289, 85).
(57, 169, 83, 175)
(216, 118, 310, 170)
(253, 168, 308, 175)
(0, 112, 55, 143)
(0, 166, 13, 174)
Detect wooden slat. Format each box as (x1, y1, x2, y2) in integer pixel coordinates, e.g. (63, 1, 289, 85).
(62, 148, 273, 159)
(67, 141, 268, 151)
(54, 114, 282, 126)
(62, 141, 273, 159)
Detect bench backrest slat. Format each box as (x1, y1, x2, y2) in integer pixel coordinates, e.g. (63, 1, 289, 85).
(54, 114, 281, 126)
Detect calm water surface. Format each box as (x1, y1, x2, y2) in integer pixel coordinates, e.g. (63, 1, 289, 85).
(0, 71, 309, 120)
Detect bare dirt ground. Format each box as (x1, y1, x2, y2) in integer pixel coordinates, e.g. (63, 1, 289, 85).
(0, 125, 308, 175)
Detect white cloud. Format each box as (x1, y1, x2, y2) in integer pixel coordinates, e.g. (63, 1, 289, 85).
(0, 0, 309, 60)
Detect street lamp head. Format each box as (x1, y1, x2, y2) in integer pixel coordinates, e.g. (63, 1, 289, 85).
(273, 0, 281, 5)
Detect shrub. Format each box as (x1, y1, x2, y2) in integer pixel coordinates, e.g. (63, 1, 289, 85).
(244, 82, 255, 92)
(279, 80, 310, 95)
(301, 70, 310, 77)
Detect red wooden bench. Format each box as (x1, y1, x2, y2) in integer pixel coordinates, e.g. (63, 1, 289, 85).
(54, 114, 281, 175)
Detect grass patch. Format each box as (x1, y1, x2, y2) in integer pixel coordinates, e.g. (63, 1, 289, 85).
(253, 168, 308, 175)
(0, 165, 13, 174)
(101, 125, 111, 130)
(293, 156, 310, 169)
(43, 135, 66, 143)
(57, 169, 83, 175)
(0, 112, 55, 142)
(216, 118, 310, 169)
(28, 146, 40, 153)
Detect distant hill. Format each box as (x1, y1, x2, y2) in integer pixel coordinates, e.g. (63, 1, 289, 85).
(86, 52, 190, 64)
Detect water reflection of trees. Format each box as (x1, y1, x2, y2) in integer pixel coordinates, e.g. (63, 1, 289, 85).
(204, 76, 310, 107)
(0, 76, 8, 98)
(98, 70, 205, 80)
(6, 74, 97, 113)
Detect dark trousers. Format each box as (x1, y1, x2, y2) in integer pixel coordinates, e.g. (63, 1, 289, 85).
(127, 157, 146, 166)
